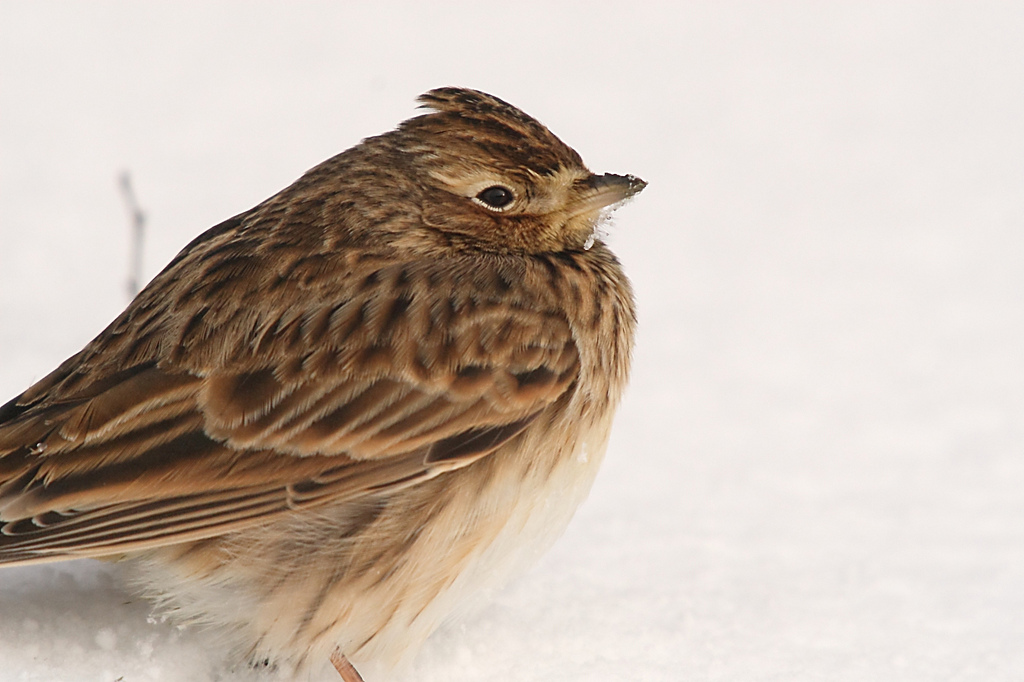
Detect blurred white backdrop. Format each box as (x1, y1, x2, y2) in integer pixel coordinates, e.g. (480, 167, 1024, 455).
(2, 3, 1024, 680)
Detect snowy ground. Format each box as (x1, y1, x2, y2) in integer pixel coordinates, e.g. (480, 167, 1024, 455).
(2, 3, 1024, 681)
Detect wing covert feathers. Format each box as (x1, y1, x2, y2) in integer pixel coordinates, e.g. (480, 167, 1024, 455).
(0, 253, 580, 564)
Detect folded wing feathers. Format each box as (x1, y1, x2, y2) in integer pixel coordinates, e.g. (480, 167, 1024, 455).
(0, 259, 580, 565)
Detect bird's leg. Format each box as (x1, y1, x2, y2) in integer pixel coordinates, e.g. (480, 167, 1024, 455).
(330, 649, 366, 682)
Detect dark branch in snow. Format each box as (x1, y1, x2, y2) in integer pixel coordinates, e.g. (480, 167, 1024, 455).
(119, 171, 146, 299)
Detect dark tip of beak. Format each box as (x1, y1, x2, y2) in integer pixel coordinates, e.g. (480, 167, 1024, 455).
(574, 173, 647, 213)
(584, 173, 648, 198)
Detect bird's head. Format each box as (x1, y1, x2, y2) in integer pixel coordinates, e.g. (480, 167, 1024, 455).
(380, 87, 646, 254)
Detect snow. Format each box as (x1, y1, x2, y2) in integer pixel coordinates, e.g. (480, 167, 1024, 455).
(2, 2, 1024, 680)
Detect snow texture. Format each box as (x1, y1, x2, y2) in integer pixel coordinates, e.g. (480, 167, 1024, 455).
(2, 2, 1024, 680)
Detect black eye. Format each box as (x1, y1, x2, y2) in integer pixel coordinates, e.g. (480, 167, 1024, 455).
(474, 185, 515, 210)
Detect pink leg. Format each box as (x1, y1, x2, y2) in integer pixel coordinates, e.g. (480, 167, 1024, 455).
(330, 649, 366, 682)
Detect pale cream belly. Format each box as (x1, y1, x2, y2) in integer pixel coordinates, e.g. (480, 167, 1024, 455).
(127, 406, 614, 676)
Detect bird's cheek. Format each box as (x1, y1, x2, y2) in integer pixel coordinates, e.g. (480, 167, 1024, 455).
(558, 212, 600, 248)
(421, 201, 500, 242)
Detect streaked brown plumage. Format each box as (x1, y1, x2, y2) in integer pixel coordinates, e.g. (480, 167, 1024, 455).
(0, 87, 644, 680)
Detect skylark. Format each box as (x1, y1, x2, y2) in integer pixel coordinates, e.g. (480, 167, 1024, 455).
(0, 87, 645, 680)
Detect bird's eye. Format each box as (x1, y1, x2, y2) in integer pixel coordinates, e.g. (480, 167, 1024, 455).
(474, 186, 515, 210)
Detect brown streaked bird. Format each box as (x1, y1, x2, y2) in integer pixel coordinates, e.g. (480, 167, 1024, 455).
(0, 87, 644, 680)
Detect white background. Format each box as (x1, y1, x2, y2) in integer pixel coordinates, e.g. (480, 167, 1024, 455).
(2, 2, 1023, 680)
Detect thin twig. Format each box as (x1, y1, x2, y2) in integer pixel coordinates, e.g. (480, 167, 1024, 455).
(118, 171, 146, 299)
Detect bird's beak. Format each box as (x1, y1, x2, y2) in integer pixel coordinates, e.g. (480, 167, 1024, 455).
(571, 173, 647, 216)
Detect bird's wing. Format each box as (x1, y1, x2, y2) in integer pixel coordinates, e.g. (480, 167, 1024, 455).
(0, 256, 579, 565)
